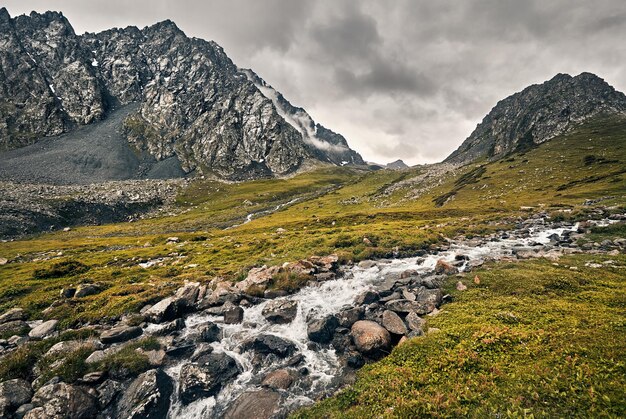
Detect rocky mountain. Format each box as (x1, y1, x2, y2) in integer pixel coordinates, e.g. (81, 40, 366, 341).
(0, 9, 363, 182)
(445, 72, 626, 165)
(385, 159, 409, 170)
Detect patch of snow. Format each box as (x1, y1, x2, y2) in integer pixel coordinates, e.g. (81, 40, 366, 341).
(48, 84, 55, 93)
(91, 59, 99, 67)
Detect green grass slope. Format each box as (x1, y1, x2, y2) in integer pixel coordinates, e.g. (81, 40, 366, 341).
(0, 116, 624, 411)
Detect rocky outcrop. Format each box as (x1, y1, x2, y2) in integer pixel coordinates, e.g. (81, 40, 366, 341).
(178, 353, 240, 404)
(446, 72, 626, 165)
(115, 369, 173, 419)
(26, 382, 97, 419)
(0, 8, 362, 181)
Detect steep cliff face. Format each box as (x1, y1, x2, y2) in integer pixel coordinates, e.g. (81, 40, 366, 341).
(446, 73, 626, 165)
(241, 69, 365, 166)
(0, 9, 362, 180)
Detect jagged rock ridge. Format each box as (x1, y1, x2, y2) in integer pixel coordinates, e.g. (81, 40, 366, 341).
(445, 72, 626, 164)
(0, 9, 363, 181)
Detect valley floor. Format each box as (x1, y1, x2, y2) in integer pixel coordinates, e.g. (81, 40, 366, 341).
(0, 115, 624, 417)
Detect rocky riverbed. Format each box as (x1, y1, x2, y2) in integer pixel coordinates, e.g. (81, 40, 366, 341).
(0, 213, 624, 418)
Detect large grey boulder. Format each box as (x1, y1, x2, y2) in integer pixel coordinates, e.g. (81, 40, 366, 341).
(178, 353, 240, 404)
(100, 325, 142, 344)
(307, 315, 339, 344)
(74, 283, 102, 298)
(25, 382, 97, 419)
(116, 369, 173, 419)
(0, 308, 26, 324)
(242, 334, 297, 358)
(381, 310, 407, 335)
(28, 320, 58, 339)
(0, 379, 32, 416)
(223, 389, 281, 419)
(262, 300, 298, 324)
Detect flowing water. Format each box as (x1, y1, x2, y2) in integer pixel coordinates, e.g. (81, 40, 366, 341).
(164, 217, 613, 418)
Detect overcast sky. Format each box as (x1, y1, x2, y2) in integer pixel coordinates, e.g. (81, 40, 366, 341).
(5, 1, 626, 165)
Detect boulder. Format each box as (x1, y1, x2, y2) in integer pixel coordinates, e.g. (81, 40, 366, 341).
(351, 320, 391, 356)
(0, 308, 26, 324)
(100, 325, 142, 344)
(434, 259, 458, 275)
(307, 315, 339, 344)
(197, 322, 222, 343)
(25, 382, 97, 419)
(336, 307, 363, 328)
(358, 260, 377, 269)
(97, 379, 124, 410)
(116, 369, 173, 419)
(178, 353, 240, 404)
(405, 311, 426, 333)
(263, 289, 289, 299)
(242, 335, 296, 358)
(385, 299, 435, 315)
(415, 288, 443, 306)
(74, 283, 102, 298)
(261, 369, 294, 390)
(175, 282, 200, 310)
(354, 290, 379, 305)
(149, 318, 185, 336)
(60, 287, 76, 298)
(222, 303, 244, 324)
(381, 310, 407, 335)
(235, 266, 280, 294)
(223, 389, 281, 419)
(28, 320, 58, 339)
(0, 379, 32, 416)
(262, 300, 298, 324)
(308, 254, 339, 272)
(144, 297, 179, 323)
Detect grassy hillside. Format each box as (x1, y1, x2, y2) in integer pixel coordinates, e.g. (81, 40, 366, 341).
(0, 116, 624, 415)
(0, 116, 625, 326)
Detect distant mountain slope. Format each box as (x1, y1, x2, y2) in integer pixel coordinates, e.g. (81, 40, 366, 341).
(445, 73, 626, 165)
(385, 159, 409, 170)
(0, 8, 363, 181)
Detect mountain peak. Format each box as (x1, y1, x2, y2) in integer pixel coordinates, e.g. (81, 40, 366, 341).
(0, 10, 363, 182)
(445, 72, 626, 165)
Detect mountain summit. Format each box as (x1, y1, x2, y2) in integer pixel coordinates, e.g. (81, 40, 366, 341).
(0, 9, 363, 182)
(445, 72, 626, 164)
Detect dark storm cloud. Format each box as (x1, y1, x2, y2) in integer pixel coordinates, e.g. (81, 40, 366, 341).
(4, 0, 626, 165)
